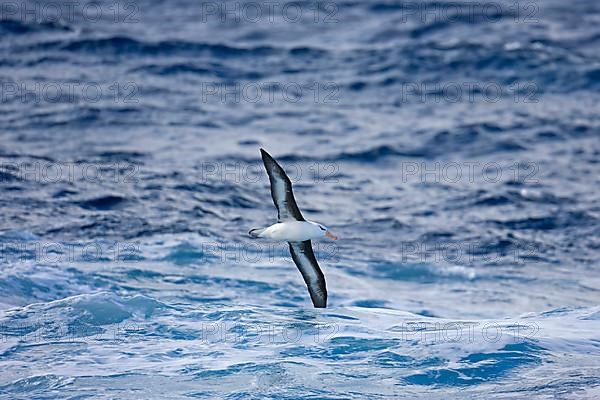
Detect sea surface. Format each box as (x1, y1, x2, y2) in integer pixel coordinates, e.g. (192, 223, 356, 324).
(1, 0, 599, 398)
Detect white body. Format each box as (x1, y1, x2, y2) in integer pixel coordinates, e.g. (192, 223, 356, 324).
(256, 221, 327, 242)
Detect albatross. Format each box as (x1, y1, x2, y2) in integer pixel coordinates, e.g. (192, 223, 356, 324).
(249, 148, 338, 308)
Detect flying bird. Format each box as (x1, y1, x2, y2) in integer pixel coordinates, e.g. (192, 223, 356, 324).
(249, 148, 338, 308)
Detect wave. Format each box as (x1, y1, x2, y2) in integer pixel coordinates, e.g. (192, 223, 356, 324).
(77, 195, 129, 211)
(0, 288, 598, 396)
(1, 292, 166, 333)
(23, 36, 315, 58)
(131, 62, 266, 80)
(491, 210, 596, 231)
(0, 19, 71, 35)
(368, 261, 477, 282)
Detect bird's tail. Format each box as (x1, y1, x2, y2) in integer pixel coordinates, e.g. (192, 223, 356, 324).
(248, 227, 266, 238)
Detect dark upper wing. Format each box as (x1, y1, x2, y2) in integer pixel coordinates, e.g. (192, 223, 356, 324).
(260, 148, 304, 222)
(288, 241, 327, 308)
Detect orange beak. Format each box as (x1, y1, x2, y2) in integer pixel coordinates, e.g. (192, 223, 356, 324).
(325, 231, 338, 240)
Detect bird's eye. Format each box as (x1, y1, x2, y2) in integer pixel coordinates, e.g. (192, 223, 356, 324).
(319, 226, 326, 231)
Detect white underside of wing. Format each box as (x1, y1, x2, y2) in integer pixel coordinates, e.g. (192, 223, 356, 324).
(259, 221, 319, 242)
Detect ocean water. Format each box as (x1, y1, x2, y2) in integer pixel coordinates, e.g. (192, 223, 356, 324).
(1, 0, 600, 398)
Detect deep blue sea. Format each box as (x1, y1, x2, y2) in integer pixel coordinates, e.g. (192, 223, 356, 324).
(1, 0, 600, 398)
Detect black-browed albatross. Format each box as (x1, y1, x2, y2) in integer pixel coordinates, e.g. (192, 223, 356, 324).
(249, 148, 338, 308)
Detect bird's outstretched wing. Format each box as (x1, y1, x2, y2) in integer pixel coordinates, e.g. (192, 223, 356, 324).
(260, 148, 305, 222)
(288, 240, 327, 308)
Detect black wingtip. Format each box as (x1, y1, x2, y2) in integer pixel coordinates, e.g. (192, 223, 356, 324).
(260, 148, 275, 165)
(260, 148, 270, 158)
(313, 300, 327, 308)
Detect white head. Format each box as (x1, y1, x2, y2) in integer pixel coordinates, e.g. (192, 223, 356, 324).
(308, 221, 338, 240)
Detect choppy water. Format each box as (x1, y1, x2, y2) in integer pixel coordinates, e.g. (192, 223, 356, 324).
(1, 0, 600, 398)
